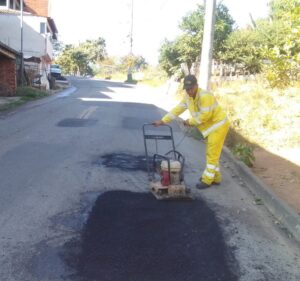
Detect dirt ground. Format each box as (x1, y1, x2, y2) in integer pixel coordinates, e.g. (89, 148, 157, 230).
(252, 147, 300, 213)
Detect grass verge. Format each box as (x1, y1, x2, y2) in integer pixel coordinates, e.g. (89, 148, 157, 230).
(214, 79, 300, 166)
(0, 87, 49, 112)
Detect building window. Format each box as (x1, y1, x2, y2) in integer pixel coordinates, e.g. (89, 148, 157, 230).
(9, 0, 14, 9)
(40, 22, 46, 34)
(0, 0, 7, 7)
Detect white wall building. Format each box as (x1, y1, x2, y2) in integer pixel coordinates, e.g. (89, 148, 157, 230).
(0, 13, 53, 59)
(0, 0, 58, 89)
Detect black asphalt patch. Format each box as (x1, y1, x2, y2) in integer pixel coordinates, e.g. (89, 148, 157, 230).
(96, 153, 148, 172)
(64, 191, 238, 281)
(57, 118, 98, 127)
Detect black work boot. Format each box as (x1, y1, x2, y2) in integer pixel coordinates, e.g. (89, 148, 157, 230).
(195, 181, 211, 190)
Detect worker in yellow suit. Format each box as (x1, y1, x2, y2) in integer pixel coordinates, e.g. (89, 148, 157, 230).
(152, 74, 230, 189)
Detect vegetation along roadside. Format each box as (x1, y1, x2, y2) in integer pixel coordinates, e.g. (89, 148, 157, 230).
(0, 87, 49, 112)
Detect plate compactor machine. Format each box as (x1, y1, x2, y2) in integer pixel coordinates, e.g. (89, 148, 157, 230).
(143, 124, 192, 200)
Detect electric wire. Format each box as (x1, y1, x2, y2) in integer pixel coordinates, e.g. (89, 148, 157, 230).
(174, 119, 205, 149)
(174, 129, 188, 149)
(174, 118, 190, 149)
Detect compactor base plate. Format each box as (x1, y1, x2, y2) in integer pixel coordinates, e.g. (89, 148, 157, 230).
(150, 181, 193, 200)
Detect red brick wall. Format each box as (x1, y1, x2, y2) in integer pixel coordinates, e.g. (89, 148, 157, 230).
(25, 0, 49, 17)
(0, 57, 17, 97)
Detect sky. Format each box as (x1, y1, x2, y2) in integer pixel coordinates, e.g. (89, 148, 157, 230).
(50, 0, 270, 65)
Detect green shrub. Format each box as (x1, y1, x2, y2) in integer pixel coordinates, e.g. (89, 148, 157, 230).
(16, 87, 48, 100)
(232, 143, 255, 167)
(262, 45, 297, 89)
(0, 87, 49, 112)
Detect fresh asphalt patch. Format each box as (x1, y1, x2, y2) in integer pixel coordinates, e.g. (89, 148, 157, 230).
(63, 191, 238, 281)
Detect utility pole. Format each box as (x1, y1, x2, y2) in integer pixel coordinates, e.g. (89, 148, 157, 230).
(130, 0, 133, 55)
(126, 0, 134, 82)
(198, 0, 216, 90)
(20, 0, 24, 87)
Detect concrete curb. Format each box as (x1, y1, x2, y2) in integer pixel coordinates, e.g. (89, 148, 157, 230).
(56, 86, 77, 97)
(222, 146, 300, 242)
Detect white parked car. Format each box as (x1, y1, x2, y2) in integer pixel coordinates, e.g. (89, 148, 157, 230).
(50, 64, 62, 78)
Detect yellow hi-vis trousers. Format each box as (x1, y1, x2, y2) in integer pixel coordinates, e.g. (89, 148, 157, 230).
(201, 121, 230, 185)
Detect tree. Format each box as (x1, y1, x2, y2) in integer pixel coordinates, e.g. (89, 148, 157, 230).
(52, 40, 64, 58)
(178, 3, 234, 64)
(213, 3, 235, 55)
(159, 3, 234, 76)
(261, 0, 300, 87)
(218, 0, 300, 85)
(118, 55, 148, 72)
(219, 28, 263, 73)
(55, 37, 107, 76)
(56, 46, 90, 75)
(159, 39, 182, 76)
(79, 37, 107, 63)
(269, 0, 299, 21)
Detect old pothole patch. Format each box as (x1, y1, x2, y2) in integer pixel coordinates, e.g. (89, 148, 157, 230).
(94, 153, 148, 172)
(57, 118, 98, 127)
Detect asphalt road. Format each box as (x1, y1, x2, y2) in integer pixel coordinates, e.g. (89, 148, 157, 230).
(0, 77, 299, 281)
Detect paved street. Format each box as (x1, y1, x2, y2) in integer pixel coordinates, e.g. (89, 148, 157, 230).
(0, 77, 299, 281)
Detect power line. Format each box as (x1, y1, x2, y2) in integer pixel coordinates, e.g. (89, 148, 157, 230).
(130, 0, 133, 54)
(20, 0, 24, 87)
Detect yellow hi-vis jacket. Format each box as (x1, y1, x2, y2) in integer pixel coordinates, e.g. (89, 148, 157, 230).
(162, 88, 228, 138)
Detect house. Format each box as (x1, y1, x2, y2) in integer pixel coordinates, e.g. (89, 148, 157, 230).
(0, 41, 19, 96)
(0, 0, 58, 93)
